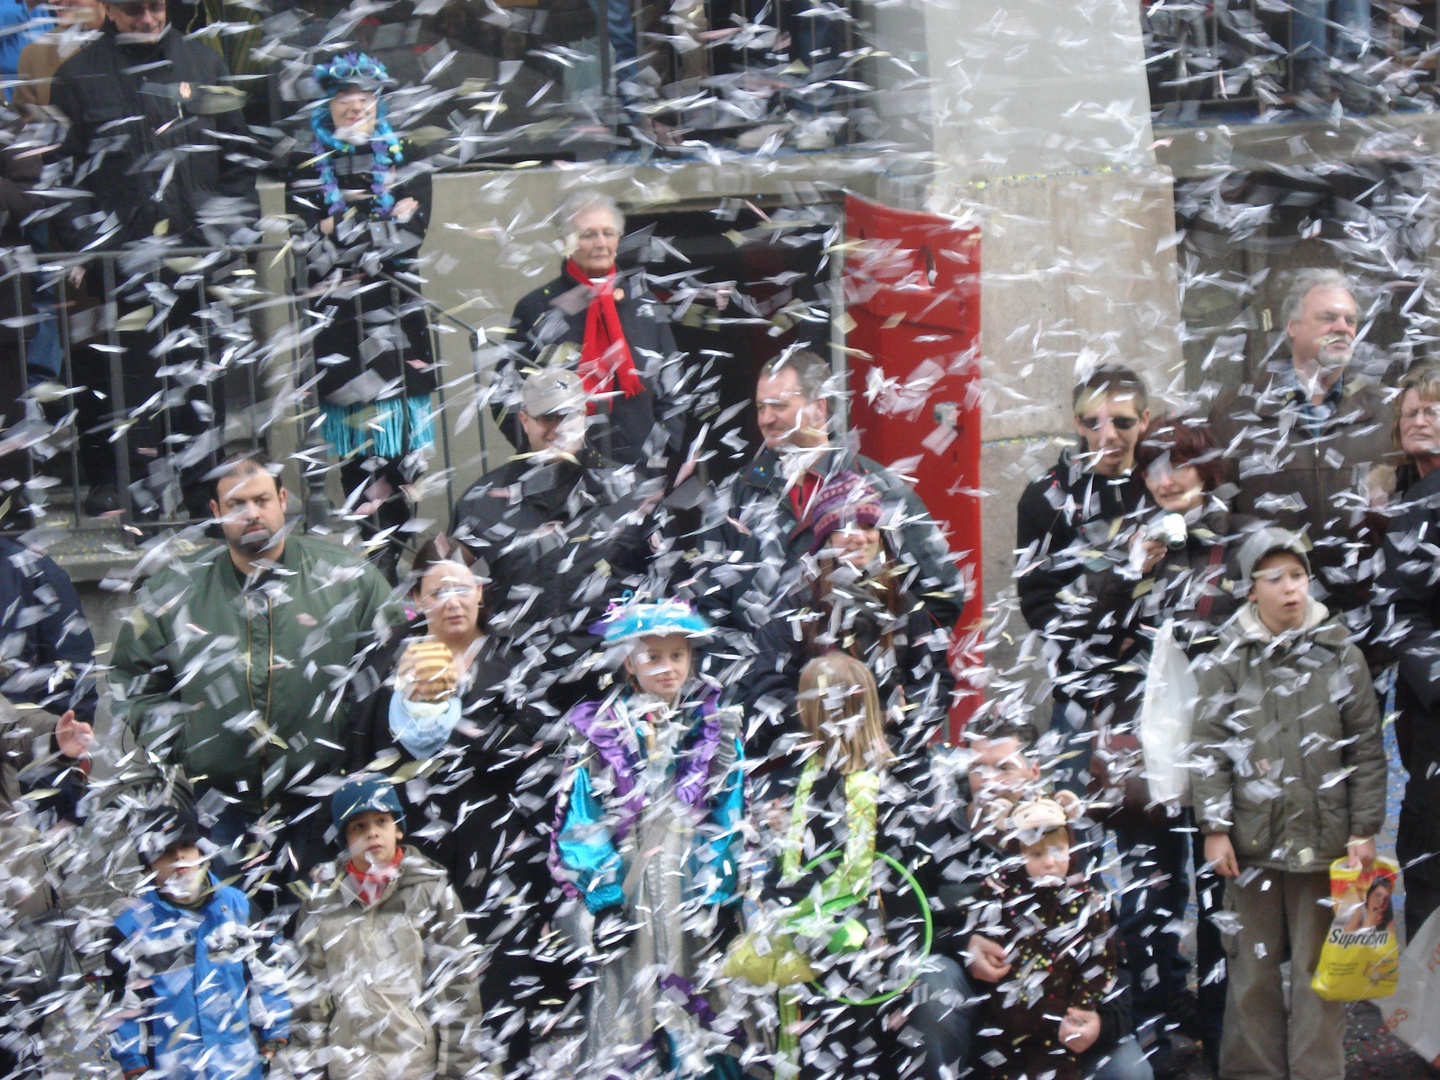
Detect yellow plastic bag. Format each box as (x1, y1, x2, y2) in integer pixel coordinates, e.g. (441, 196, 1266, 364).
(1311, 857, 1400, 1002)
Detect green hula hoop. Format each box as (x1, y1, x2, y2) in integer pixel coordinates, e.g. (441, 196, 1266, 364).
(796, 848, 933, 1007)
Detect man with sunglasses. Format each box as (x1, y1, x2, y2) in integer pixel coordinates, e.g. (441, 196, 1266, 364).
(1212, 269, 1395, 636)
(1015, 364, 1150, 788)
(45, 0, 258, 520)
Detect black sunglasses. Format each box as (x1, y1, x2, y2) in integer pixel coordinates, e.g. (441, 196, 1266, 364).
(1077, 415, 1139, 431)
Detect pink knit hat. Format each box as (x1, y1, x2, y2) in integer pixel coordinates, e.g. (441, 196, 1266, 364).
(808, 471, 883, 554)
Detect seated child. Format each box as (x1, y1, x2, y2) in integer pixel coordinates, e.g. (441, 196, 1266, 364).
(289, 773, 484, 1080)
(970, 797, 1118, 1080)
(1191, 528, 1386, 1080)
(552, 599, 745, 1078)
(105, 805, 289, 1080)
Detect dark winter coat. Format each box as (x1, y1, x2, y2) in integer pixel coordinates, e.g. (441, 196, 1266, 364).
(48, 23, 258, 252)
(0, 537, 98, 723)
(1210, 362, 1396, 625)
(702, 445, 963, 635)
(1377, 465, 1440, 881)
(501, 269, 684, 466)
(970, 866, 1118, 1080)
(735, 578, 955, 758)
(1061, 500, 1242, 807)
(1190, 601, 1387, 872)
(285, 141, 437, 404)
(448, 449, 654, 706)
(1014, 449, 1147, 675)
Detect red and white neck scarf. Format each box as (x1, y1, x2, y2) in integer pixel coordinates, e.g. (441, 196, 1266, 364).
(565, 258, 644, 411)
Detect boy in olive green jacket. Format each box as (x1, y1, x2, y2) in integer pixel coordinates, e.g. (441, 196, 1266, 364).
(1191, 528, 1385, 1080)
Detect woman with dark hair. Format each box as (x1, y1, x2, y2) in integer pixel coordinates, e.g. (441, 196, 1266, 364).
(286, 53, 436, 583)
(1376, 365, 1440, 944)
(1064, 415, 1239, 1078)
(342, 534, 563, 1075)
(734, 471, 956, 762)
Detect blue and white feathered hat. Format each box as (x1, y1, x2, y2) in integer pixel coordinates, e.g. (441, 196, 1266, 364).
(593, 597, 713, 644)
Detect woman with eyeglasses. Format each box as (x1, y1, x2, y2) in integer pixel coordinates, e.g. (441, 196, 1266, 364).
(1375, 365, 1440, 945)
(341, 535, 566, 1075)
(1059, 416, 1240, 1078)
(286, 53, 436, 584)
(497, 188, 684, 468)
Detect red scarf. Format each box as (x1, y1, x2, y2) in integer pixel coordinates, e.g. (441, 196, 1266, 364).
(564, 259, 644, 411)
(346, 848, 403, 908)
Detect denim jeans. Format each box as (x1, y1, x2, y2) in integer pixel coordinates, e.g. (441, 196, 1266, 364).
(589, 0, 637, 75)
(913, 957, 1155, 1080)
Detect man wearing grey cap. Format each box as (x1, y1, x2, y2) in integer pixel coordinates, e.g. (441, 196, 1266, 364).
(450, 367, 655, 709)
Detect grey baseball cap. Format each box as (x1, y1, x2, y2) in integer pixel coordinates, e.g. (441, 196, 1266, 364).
(520, 367, 586, 417)
(1237, 526, 1312, 582)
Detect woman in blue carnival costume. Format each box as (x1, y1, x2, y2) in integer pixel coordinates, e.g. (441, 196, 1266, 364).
(552, 599, 749, 1080)
(286, 53, 436, 582)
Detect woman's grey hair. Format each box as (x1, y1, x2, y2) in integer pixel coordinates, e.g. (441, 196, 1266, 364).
(557, 189, 625, 237)
(1280, 268, 1355, 325)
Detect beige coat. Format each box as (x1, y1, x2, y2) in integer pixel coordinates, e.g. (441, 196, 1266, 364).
(290, 847, 485, 1080)
(1190, 601, 1386, 872)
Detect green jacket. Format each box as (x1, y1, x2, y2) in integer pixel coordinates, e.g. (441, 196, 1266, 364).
(110, 535, 402, 813)
(1190, 600, 1386, 873)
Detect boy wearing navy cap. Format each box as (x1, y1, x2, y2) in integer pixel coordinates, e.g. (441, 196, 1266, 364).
(289, 773, 485, 1080)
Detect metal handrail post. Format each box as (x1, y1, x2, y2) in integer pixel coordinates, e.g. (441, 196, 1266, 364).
(103, 255, 133, 530)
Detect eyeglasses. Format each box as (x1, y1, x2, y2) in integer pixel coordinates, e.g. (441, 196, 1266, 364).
(1401, 404, 1440, 423)
(321, 57, 386, 81)
(111, 0, 166, 13)
(420, 584, 477, 604)
(1077, 414, 1140, 431)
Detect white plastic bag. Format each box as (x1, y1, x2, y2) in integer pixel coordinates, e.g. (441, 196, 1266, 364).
(1139, 619, 1197, 807)
(1379, 906, 1440, 1065)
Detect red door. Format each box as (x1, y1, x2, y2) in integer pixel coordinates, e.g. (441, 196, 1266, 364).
(844, 194, 982, 740)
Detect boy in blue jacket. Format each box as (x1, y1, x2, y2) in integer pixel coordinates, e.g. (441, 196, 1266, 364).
(104, 805, 289, 1080)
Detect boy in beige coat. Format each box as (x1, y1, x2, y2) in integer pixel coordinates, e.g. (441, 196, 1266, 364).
(289, 774, 486, 1080)
(1191, 528, 1386, 1080)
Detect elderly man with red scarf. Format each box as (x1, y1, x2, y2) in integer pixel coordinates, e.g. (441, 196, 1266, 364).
(500, 189, 685, 469)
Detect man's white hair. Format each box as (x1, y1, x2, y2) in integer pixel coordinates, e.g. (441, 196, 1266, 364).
(1281, 268, 1355, 325)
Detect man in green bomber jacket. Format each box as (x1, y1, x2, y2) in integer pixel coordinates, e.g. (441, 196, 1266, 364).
(111, 452, 403, 905)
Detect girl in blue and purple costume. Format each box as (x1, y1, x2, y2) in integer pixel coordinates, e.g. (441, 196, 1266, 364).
(552, 599, 747, 1080)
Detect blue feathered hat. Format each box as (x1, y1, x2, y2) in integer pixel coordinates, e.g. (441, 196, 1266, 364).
(593, 598, 713, 644)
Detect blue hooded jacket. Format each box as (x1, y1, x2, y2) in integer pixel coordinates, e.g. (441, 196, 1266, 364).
(106, 878, 290, 1080)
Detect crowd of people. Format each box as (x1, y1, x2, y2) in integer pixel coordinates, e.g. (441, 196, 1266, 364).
(0, 7, 1428, 1080)
(0, 256, 1431, 1080)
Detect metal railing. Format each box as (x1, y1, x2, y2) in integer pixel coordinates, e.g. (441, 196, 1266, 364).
(1145, 0, 1439, 121)
(0, 241, 493, 542)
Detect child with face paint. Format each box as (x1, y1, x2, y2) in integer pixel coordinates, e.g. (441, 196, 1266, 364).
(103, 805, 290, 1080)
(552, 600, 746, 1078)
